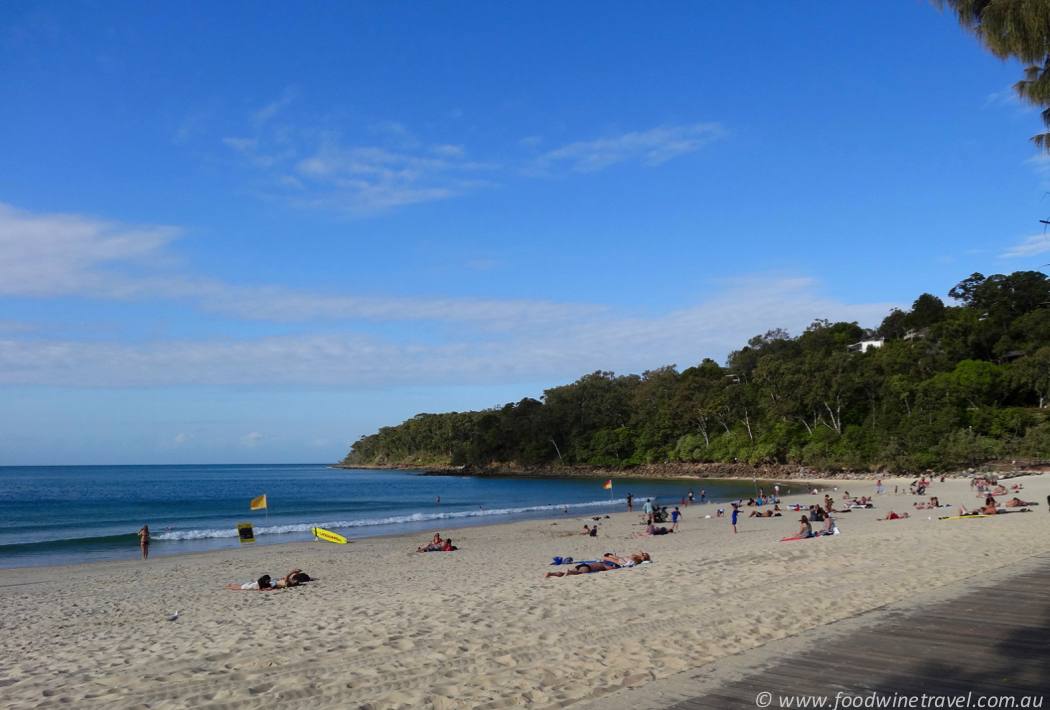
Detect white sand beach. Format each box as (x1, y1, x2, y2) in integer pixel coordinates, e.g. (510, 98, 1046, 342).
(3, 475, 1049, 710)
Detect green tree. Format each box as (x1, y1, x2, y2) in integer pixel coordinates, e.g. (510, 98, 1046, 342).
(937, 0, 1050, 150)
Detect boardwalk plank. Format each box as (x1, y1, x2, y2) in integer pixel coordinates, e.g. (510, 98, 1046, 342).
(661, 558, 1050, 710)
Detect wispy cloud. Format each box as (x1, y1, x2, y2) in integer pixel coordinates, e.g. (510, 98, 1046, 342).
(253, 87, 297, 124)
(223, 122, 497, 213)
(0, 203, 181, 299)
(527, 123, 725, 176)
(213, 94, 724, 213)
(999, 234, 1050, 259)
(0, 203, 601, 328)
(240, 432, 272, 447)
(0, 277, 898, 388)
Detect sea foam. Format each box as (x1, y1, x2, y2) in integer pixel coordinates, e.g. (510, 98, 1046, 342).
(152, 498, 625, 541)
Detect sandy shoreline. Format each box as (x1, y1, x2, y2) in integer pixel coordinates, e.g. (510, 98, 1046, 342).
(3, 475, 1049, 710)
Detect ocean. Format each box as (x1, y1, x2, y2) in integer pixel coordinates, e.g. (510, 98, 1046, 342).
(0, 464, 767, 569)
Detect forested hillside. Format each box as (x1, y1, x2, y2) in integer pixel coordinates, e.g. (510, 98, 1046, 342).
(344, 271, 1050, 472)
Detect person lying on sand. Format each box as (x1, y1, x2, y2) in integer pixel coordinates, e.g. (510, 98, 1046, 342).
(543, 562, 608, 578)
(600, 552, 650, 568)
(877, 511, 909, 520)
(634, 523, 672, 536)
(749, 510, 782, 517)
(225, 570, 309, 590)
(1003, 497, 1037, 508)
(959, 496, 999, 516)
(914, 496, 945, 510)
(544, 554, 651, 578)
(417, 538, 457, 552)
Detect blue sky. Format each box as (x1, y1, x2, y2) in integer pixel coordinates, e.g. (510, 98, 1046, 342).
(2, 2, 1049, 465)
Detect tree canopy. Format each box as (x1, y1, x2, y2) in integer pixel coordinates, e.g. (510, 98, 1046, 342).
(937, 0, 1050, 150)
(344, 270, 1050, 473)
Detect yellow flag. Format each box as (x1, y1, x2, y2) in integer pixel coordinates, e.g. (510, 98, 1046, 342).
(603, 480, 613, 489)
(250, 494, 267, 510)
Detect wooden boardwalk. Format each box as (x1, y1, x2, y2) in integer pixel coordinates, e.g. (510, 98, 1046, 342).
(664, 556, 1050, 709)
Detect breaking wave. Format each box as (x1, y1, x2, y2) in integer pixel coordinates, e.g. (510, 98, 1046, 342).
(152, 498, 625, 541)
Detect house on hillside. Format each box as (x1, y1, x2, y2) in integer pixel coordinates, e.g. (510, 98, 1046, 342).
(847, 339, 884, 354)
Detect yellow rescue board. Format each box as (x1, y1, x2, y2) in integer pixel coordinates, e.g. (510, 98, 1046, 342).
(311, 527, 347, 543)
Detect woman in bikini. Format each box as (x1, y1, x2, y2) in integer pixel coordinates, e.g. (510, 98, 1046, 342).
(543, 562, 608, 578)
(137, 525, 150, 560)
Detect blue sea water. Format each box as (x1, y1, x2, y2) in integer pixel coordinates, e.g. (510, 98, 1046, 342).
(0, 465, 765, 569)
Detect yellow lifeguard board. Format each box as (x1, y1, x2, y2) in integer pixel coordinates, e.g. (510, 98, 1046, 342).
(311, 527, 347, 544)
(237, 522, 256, 545)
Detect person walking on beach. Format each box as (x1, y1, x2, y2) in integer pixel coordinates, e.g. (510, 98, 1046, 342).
(688, 489, 694, 505)
(671, 506, 682, 532)
(627, 493, 633, 512)
(643, 498, 653, 522)
(137, 525, 150, 559)
(731, 504, 739, 533)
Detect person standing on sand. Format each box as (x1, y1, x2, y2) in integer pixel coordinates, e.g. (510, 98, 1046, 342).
(643, 499, 653, 518)
(137, 525, 149, 559)
(876, 479, 884, 495)
(731, 504, 739, 533)
(671, 506, 682, 531)
(627, 493, 633, 512)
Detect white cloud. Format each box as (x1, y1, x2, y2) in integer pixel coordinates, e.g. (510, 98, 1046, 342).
(287, 140, 497, 213)
(253, 87, 297, 124)
(431, 144, 465, 157)
(528, 123, 725, 175)
(216, 103, 722, 213)
(0, 203, 601, 327)
(0, 277, 898, 388)
(222, 123, 498, 213)
(0, 320, 38, 333)
(0, 203, 181, 299)
(241, 432, 267, 447)
(999, 234, 1050, 259)
(0, 205, 899, 390)
(174, 432, 193, 444)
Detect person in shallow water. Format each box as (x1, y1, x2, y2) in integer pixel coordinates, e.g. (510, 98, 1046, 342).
(137, 525, 149, 559)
